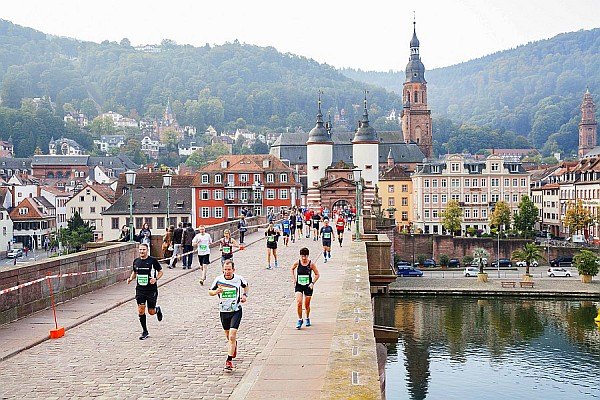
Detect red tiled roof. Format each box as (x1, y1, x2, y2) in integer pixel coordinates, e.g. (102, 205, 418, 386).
(115, 172, 196, 194)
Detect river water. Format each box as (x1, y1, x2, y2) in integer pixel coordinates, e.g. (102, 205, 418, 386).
(374, 296, 600, 400)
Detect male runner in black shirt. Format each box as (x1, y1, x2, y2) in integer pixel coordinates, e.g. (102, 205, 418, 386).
(127, 243, 164, 340)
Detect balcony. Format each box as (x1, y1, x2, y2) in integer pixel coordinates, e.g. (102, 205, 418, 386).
(224, 198, 259, 205)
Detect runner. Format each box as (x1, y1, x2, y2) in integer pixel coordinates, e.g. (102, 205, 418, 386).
(281, 217, 291, 246)
(192, 225, 212, 285)
(219, 229, 240, 266)
(265, 223, 280, 269)
(289, 213, 297, 244)
(335, 213, 346, 247)
(127, 243, 164, 340)
(295, 213, 304, 240)
(320, 218, 335, 263)
(346, 211, 353, 231)
(169, 222, 184, 268)
(304, 209, 312, 239)
(208, 260, 249, 372)
(291, 247, 320, 329)
(311, 212, 321, 241)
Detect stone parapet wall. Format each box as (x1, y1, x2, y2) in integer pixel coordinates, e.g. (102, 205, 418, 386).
(0, 242, 136, 325)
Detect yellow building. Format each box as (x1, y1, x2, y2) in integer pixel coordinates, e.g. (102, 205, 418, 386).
(379, 155, 413, 231)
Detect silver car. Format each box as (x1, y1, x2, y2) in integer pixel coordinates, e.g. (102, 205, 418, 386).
(547, 267, 573, 277)
(516, 260, 539, 267)
(464, 267, 480, 277)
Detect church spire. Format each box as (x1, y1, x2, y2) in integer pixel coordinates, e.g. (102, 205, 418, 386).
(352, 90, 378, 143)
(307, 90, 333, 144)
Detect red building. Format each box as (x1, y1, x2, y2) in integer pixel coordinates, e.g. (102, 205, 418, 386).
(192, 154, 301, 226)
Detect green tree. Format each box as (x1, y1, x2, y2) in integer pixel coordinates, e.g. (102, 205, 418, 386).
(573, 250, 599, 279)
(513, 195, 539, 237)
(185, 149, 205, 168)
(490, 200, 511, 230)
(441, 200, 462, 235)
(61, 212, 94, 252)
(512, 243, 544, 276)
(122, 139, 147, 165)
(473, 248, 489, 274)
(88, 116, 117, 138)
(563, 199, 594, 235)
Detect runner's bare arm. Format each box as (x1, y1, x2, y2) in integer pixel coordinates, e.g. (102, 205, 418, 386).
(310, 263, 320, 284)
(291, 261, 298, 284)
(127, 270, 136, 284)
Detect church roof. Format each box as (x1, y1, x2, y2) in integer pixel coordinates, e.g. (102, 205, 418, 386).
(306, 94, 333, 144)
(352, 96, 378, 143)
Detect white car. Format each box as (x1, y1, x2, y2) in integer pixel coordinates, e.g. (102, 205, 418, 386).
(516, 260, 539, 267)
(6, 249, 23, 258)
(547, 267, 573, 277)
(464, 267, 480, 277)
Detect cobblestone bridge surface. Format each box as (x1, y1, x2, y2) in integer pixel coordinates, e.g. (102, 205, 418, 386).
(0, 230, 349, 399)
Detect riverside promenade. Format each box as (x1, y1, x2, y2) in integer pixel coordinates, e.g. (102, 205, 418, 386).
(0, 228, 380, 399)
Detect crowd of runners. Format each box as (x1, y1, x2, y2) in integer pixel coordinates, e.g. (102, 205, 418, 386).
(128, 204, 356, 372)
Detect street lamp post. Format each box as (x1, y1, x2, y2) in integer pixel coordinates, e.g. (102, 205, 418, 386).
(497, 227, 501, 278)
(163, 173, 172, 227)
(125, 170, 137, 242)
(353, 169, 362, 241)
(411, 228, 415, 266)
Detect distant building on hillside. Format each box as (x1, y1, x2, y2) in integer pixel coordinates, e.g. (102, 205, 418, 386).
(49, 137, 85, 155)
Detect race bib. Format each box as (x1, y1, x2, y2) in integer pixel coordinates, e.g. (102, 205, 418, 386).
(222, 288, 236, 298)
(268, 236, 275, 242)
(199, 244, 208, 251)
(137, 275, 149, 286)
(222, 246, 231, 254)
(220, 288, 238, 312)
(323, 232, 331, 239)
(298, 275, 310, 285)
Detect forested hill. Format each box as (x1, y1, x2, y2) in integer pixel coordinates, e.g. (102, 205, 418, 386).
(0, 19, 405, 158)
(342, 28, 600, 158)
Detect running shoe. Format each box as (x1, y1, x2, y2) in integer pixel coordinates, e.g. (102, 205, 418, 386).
(156, 306, 163, 322)
(324, 258, 328, 263)
(232, 340, 238, 358)
(305, 318, 311, 327)
(139, 331, 149, 340)
(328, 253, 331, 259)
(224, 361, 234, 372)
(199, 279, 204, 285)
(266, 265, 272, 270)
(296, 319, 303, 329)
(274, 261, 278, 267)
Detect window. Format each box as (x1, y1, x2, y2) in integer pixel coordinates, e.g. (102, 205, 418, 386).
(240, 190, 248, 201)
(365, 165, 373, 170)
(279, 189, 288, 199)
(402, 197, 408, 206)
(388, 198, 395, 206)
(504, 194, 510, 202)
(401, 211, 408, 221)
(432, 180, 438, 188)
(214, 207, 223, 218)
(521, 178, 526, 187)
(472, 179, 478, 187)
(90, 207, 96, 214)
(424, 179, 430, 188)
(432, 209, 438, 218)
(157, 217, 165, 230)
(481, 194, 487, 203)
(504, 178, 510, 187)
(280, 173, 288, 183)
(441, 194, 447, 203)
(201, 207, 210, 218)
(441, 179, 447, 188)
(101, 207, 106, 212)
(169, 217, 177, 227)
(266, 189, 276, 200)
(92, 195, 97, 202)
(388, 185, 395, 193)
(254, 174, 261, 183)
(424, 210, 430, 218)
(267, 174, 275, 183)
(228, 207, 235, 219)
(215, 174, 222, 184)
(451, 178, 459, 188)
(424, 195, 430, 203)
(431, 165, 439, 173)
(481, 179, 487, 187)
(402, 185, 408, 192)
(240, 174, 249, 183)
(19, 208, 28, 215)
(181, 217, 189, 224)
(144, 218, 152, 229)
(491, 194, 499, 202)
(481, 209, 487, 218)
(464, 195, 470, 203)
(451, 163, 459, 172)
(135, 217, 143, 229)
(464, 179, 470, 187)
(473, 209, 478, 218)
(451, 194, 460, 201)
(512, 178, 518, 187)
(464, 209, 471, 218)
(491, 163, 499, 171)
(111, 218, 119, 229)
(432, 194, 438, 203)
(227, 174, 235, 184)
(201, 174, 209, 184)
(473, 194, 478, 203)
(80, 196, 85, 202)
(491, 178, 499, 187)
(226, 189, 235, 200)
(513, 194, 518, 202)
(201, 190, 210, 200)
(214, 190, 223, 200)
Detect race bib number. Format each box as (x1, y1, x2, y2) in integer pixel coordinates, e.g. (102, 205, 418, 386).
(137, 275, 149, 286)
(297, 221, 302, 227)
(222, 246, 231, 254)
(298, 275, 310, 285)
(268, 236, 275, 242)
(220, 288, 238, 312)
(199, 244, 208, 251)
(323, 232, 331, 239)
(222, 288, 236, 298)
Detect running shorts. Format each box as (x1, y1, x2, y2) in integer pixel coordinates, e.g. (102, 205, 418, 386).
(220, 308, 243, 330)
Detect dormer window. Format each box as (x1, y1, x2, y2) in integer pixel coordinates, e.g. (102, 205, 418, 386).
(263, 159, 270, 168)
(267, 173, 275, 183)
(221, 160, 228, 169)
(152, 201, 160, 208)
(280, 173, 288, 183)
(19, 208, 28, 215)
(201, 174, 209, 184)
(215, 174, 222, 184)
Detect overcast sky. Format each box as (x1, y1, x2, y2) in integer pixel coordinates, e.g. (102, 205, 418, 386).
(2, 0, 599, 71)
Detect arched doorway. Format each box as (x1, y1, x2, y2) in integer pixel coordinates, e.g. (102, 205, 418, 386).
(332, 199, 351, 210)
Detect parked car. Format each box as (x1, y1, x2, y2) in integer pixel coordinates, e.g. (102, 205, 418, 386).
(464, 267, 480, 277)
(472, 257, 488, 267)
(516, 260, 539, 267)
(396, 260, 411, 267)
(397, 266, 424, 277)
(547, 267, 573, 277)
(550, 256, 573, 268)
(6, 249, 23, 258)
(491, 258, 513, 268)
(447, 258, 461, 268)
(414, 259, 436, 268)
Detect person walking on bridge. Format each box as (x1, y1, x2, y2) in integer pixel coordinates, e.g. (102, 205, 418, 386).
(192, 225, 212, 285)
(127, 243, 164, 340)
(291, 247, 320, 329)
(335, 214, 345, 247)
(320, 218, 335, 262)
(265, 223, 280, 269)
(169, 222, 184, 269)
(209, 260, 249, 372)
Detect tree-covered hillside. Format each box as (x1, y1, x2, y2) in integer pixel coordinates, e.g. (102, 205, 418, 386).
(0, 19, 403, 158)
(342, 28, 600, 158)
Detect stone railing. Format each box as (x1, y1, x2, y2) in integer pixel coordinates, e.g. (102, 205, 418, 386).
(0, 242, 136, 325)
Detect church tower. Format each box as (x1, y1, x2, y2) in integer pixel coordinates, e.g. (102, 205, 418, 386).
(306, 92, 333, 209)
(401, 19, 433, 158)
(578, 89, 597, 159)
(352, 92, 379, 209)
